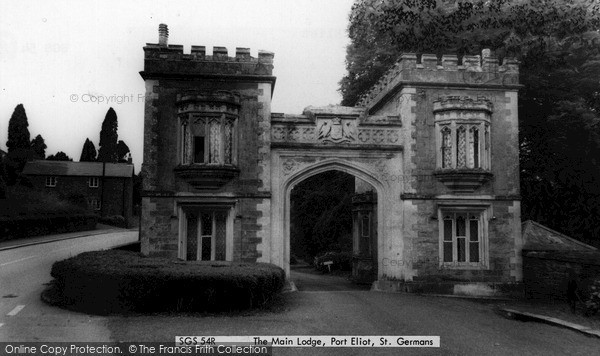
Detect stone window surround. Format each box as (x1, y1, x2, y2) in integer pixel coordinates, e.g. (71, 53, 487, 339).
(177, 204, 235, 262)
(179, 114, 237, 167)
(88, 177, 99, 188)
(437, 205, 490, 270)
(45, 176, 57, 187)
(435, 113, 491, 171)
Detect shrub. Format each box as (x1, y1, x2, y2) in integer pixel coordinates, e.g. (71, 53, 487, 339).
(573, 277, 600, 316)
(48, 250, 286, 314)
(99, 215, 126, 228)
(314, 251, 352, 272)
(0, 214, 97, 242)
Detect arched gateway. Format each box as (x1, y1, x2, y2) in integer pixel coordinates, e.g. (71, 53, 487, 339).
(140, 25, 524, 294)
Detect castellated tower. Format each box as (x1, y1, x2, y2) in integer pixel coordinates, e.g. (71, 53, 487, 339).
(140, 24, 523, 296)
(140, 24, 274, 262)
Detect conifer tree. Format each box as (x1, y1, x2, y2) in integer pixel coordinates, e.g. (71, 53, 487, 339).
(5, 104, 32, 183)
(97, 107, 119, 162)
(79, 138, 97, 162)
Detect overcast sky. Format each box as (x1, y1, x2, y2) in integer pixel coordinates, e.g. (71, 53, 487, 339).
(0, 0, 354, 170)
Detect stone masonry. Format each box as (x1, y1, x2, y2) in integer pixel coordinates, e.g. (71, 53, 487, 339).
(140, 25, 523, 294)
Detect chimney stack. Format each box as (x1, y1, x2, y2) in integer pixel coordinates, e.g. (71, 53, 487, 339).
(158, 24, 169, 47)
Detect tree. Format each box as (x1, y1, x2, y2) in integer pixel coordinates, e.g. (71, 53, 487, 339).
(290, 171, 355, 259)
(341, 0, 600, 245)
(30, 134, 47, 160)
(97, 107, 119, 162)
(79, 138, 97, 162)
(341, 0, 600, 106)
(47, 151, 73, 161)
(6, 104, 31, 153)
(117, 140, 131, 163)
(5, 104, 32, 183)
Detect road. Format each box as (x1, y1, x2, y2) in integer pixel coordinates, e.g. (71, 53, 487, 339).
(0, 229, 138, 341)
(1, 241, 599, 354)
(107, 268, 599, 356)
(291, 264, 370, 291)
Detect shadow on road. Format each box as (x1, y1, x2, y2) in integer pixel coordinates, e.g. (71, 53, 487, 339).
(290, 264, 371, 292)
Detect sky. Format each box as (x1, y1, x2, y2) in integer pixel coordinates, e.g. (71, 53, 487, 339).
(0, 0, 354, 171)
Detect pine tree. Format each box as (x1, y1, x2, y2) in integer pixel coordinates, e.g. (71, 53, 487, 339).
(97, 107, 119, 162)
(30, 134, 47, 160)
(79, 138, 97, 162)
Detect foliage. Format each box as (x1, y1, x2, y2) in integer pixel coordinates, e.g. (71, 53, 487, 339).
(117, 140, 131, 163)
(583, 278, 600, 316)
(0, 185, 95, 240)
(47, 151, 73, 161)
(79, 138, 97, 162)
(48, 250, 286, 314)
(30, 134, 46, 160)
(6, 104, 31, 153)
(314, 251, 353, 272)
(290, 171, 354, 259)
(99, 215, 126, 228)
(0, 185, 88, 218)
(342, 0, 600, 245)
(97, 107, 119, 162)
(5, 104, 32, 183)
(341, 0, 600, 105)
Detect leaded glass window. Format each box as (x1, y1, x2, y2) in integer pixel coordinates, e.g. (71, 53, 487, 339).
(441, 126, 452, 169)
(180, 116, 235, 165)
(440, 211, 484, 267)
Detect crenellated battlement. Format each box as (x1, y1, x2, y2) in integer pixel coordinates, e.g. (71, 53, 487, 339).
(355, 50, 520, 109)
(141, 24, 275, 79)
(143, 43, 274, 64)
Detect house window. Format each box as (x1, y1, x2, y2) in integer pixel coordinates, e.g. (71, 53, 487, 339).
(180, 116, 236, 166)
(88, 199, 101, 211)
(88, 177, 99, 188)
(45, 176, 57, 187)
(437, 123, 489, 170)
(182, 210, 227, 261)
(439, 210, 487, 268)
(441, 126, 452, 168)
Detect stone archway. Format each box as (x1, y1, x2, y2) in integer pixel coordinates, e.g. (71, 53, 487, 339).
(268, 153, 402, 280)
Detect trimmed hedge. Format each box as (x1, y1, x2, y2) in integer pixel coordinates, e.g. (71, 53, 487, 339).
(49, 250, 286, 314)
(0, 214, 97, 242)
(0, 185, 96, 241)
(98, 214, 126, 228)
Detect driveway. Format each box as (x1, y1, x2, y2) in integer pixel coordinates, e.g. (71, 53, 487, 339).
(290, 264, 370, 291)
(107, 269, 599, 355)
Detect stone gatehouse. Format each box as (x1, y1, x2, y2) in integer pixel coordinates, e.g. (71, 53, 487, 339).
(140, 24, 523, 291)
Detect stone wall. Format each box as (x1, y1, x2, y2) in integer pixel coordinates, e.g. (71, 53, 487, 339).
(366, 50, 522, 285)
(523, 250, 600, 300)
(140, 28, 274, 262)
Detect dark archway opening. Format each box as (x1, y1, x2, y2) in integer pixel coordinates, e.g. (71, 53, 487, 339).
(289, 170, 376, 291)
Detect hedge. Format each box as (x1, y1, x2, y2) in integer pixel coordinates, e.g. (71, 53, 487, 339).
(0, 214, 97, 242)
(48, 250, 286, 314)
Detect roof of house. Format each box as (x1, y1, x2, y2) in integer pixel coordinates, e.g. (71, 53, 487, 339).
(23, 160, 134, 178)
(522, 220, 597, 251)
